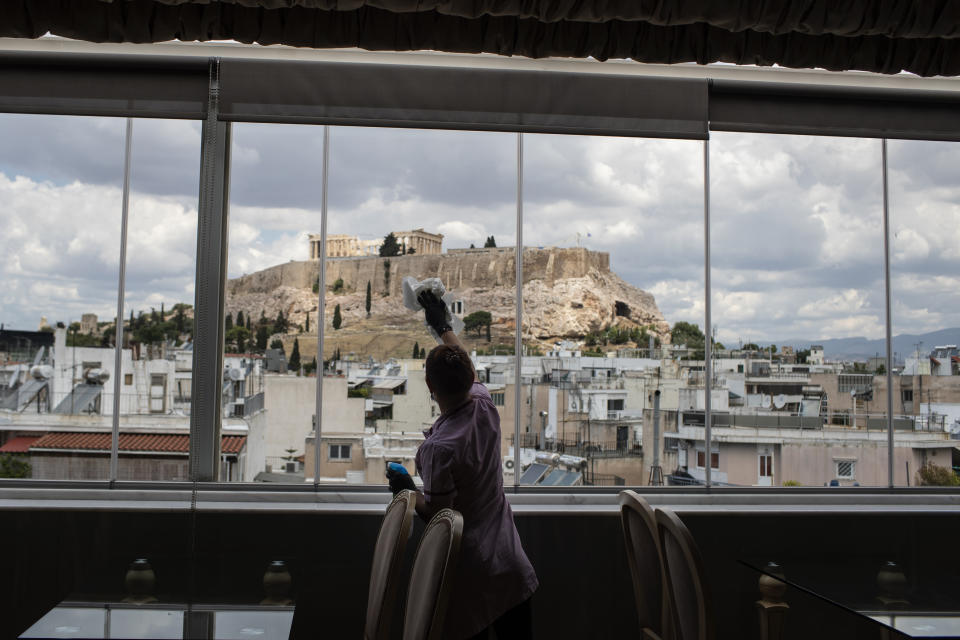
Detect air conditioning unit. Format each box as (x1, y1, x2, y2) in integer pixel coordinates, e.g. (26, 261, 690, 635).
(285, 461, 297, 473)
(503, 458, 515, 472)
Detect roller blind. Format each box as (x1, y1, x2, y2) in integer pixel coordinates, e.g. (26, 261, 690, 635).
(0, 52, 208, 119)
(218, 59, 709, 139)
(710, 80, 960, 142)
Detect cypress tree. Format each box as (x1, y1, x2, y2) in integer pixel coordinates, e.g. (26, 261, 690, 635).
(413, 341, 420, 359)
(225, 312, 233, 331)
(365, 281, 372, 316)
(288, 338, 301, 371)
(305, 312, 310, 333)
(332, 304, 342, 330)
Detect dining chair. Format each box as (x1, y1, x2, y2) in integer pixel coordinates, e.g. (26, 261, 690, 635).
(363, 490, 417, 640)
(619, 490, 672, 640)
(655, 507, 715, 640)
(402, 508, 464, 640)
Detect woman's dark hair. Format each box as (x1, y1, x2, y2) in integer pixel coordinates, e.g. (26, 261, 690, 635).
(425, 344, 474, 398)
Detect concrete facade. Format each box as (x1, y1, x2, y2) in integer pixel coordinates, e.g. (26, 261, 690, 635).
(244, 374, 366, 481)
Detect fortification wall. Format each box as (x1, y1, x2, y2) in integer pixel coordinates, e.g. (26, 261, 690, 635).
(227, 248, 611, 297)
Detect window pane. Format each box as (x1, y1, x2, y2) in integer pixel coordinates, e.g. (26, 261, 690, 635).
(322, 127, 516, 485)
(0, 114, 124, 481)
(226, 123, 325, 483)
(520, 134, 703, 487)
(117, 118, 201, 481)
(888, 139, 960, 487)
(711, 132, 887, 487)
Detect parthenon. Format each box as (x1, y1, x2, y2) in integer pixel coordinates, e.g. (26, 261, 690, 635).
(309, 229, 443, 259)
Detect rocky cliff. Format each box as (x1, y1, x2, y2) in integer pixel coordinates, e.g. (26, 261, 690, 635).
(226, 247, 670, 344)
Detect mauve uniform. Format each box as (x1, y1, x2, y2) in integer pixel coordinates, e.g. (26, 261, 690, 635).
(415, 381, 539, 639)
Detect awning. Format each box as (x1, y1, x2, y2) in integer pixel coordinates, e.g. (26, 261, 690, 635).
(3, 1, 960, 76)
(372, 379, 406, 390)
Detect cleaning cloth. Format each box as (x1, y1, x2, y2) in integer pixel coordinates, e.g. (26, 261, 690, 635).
(401, 276, 465, 343)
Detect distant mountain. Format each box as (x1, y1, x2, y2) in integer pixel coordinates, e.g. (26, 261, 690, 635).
(759, 328, 960, 362)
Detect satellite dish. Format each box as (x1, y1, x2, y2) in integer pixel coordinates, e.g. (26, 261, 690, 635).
(228, 368, 245, 381)
(773, 394, 787, 409)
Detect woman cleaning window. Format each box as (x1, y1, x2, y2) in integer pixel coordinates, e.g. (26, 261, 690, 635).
(388, 290, 538, 640)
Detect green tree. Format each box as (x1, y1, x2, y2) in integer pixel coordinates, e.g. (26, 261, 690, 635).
(236, 310, 244, 328)
(305, 312, 310, 333)
(226, 326, 251, 353)
(135, 323, 165, 346)
(0, 454, 30, 478)
(421, 346, 427, 359)
(275, 310, 287, 333)
(160, 302, 165, 320)
(312, 280, 319, 294)
(413, 341, 420, 359)
(365, 281, 372, 316)
(383, 259, 391, 294)
(796, 348, 811, 363)
(259, 309, 267, 326)
(671, 321, 705, 349)
(333, 304, 342, 330)
(407, 247, 416, 255)
(225, 312, 234, 332)
(876, 363, 887, 375)
(484, 235, 497, 248)
(288, 338, 301, 371)
(256, 325, 270, 351)
(464, 311, 492, 337)
(380, 232, 401, 257)
(743, 343, 761, 351)
(270, 338, 284, 350)
(332, 278, 344, 293)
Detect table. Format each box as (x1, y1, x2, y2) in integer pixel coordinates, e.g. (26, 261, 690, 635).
(20, 600, 294, 639)
(742, 557, 960, 639)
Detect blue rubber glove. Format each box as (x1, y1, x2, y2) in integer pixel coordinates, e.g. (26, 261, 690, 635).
(386, 462, 416, 494)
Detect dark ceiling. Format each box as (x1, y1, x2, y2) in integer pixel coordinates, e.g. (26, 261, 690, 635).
(3, 1, 960, 76)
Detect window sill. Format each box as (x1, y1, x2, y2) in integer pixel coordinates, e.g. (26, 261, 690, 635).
(1, 484, 960, 515)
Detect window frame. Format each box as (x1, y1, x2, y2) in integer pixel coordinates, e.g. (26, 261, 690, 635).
(0, 46, 955, 493)
(328, 444, 352, 461)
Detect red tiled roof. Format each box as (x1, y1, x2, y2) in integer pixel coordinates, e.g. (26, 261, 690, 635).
(28, 433, 246, 455)
(0, 436, 41, 453)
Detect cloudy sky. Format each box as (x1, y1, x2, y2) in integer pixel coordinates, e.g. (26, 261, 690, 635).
(1, 113, 958, 346)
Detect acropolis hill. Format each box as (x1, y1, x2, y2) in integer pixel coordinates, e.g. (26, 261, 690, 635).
(226, 247, 669, 358)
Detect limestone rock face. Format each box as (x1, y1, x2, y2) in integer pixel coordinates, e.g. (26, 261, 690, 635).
(226, 248, 669, 343)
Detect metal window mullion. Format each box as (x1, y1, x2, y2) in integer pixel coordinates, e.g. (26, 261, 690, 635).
(882, 139, 895, 488)
(189, 58, 230, 482)
(110, 117, 134, 483)
(314, 125, 330, 488)
(703, 139, 712, 489)
(513, 132, 523, 491)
